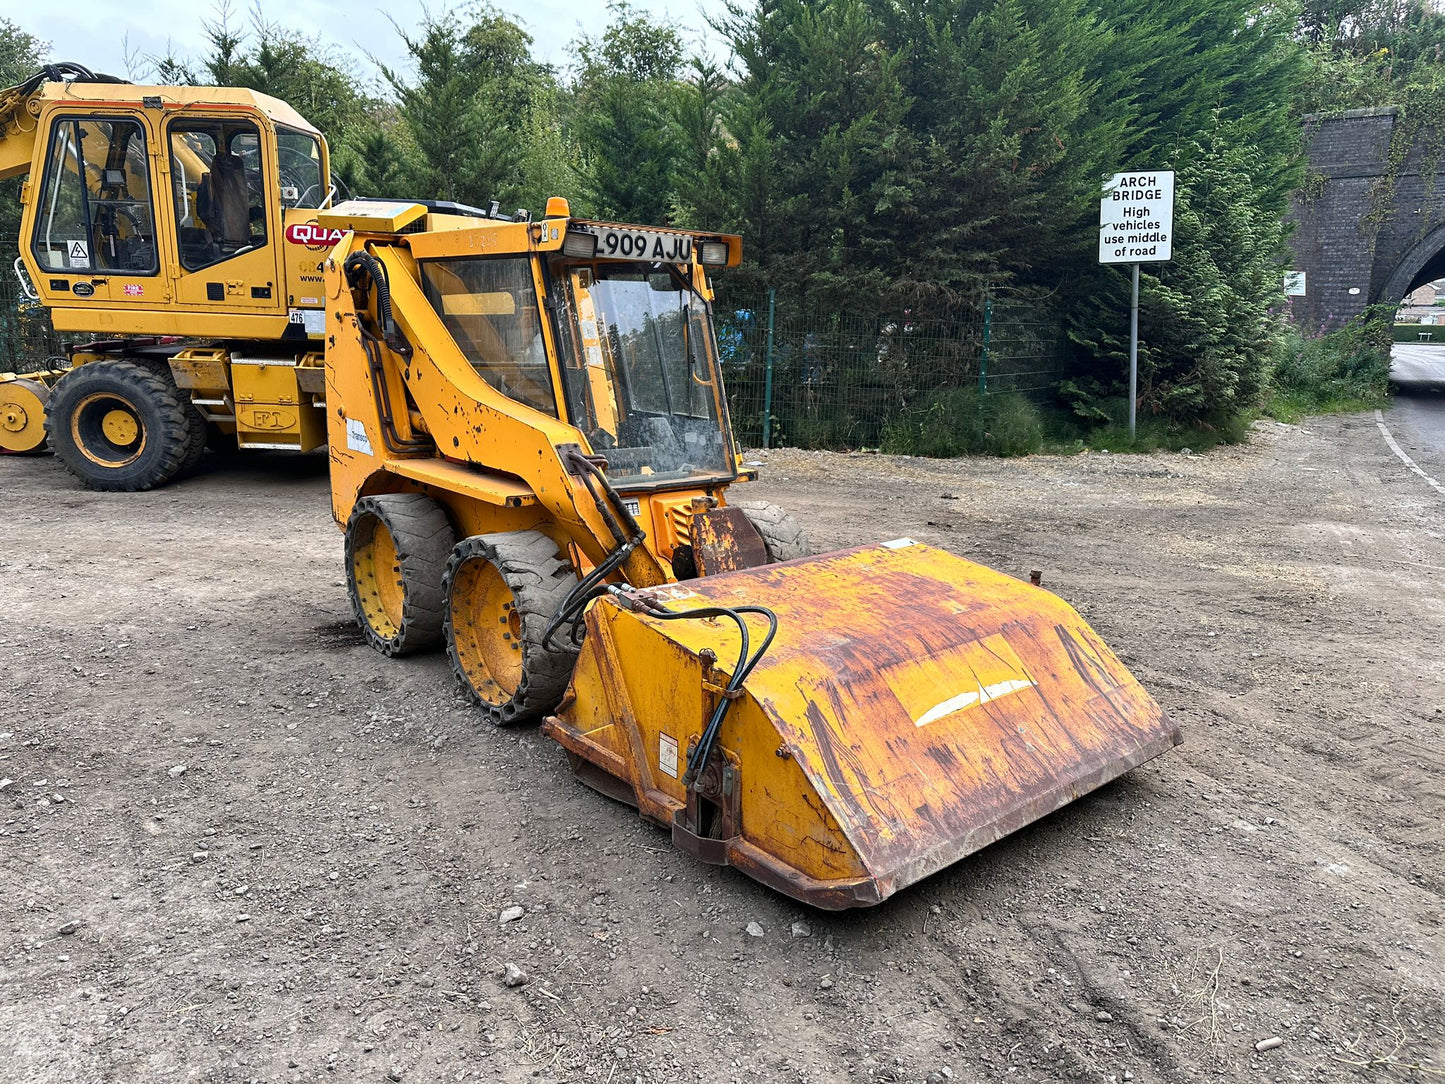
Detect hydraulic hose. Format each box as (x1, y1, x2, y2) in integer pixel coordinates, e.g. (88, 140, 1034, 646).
(343, 250, 429, 454)
(541, 449, 649, 650)
(609, 588, 778, 785)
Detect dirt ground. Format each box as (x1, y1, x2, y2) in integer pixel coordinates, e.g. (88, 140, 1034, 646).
(2, 413, 1443, 1084)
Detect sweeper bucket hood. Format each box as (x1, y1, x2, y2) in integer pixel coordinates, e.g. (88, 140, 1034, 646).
(543, 540, 1180, 909)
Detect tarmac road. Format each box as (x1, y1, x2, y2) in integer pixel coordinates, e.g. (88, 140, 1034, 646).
(1386, 343, 1445, 490)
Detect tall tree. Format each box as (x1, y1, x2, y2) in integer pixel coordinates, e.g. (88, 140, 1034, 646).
(565, 3, 686, 222)
(0, 20, 46, 273)
(377, 5, 553, 211)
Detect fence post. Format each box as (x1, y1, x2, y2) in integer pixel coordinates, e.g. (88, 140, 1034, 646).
(762, 288, 776, 449)
(978, 295, 993, 395)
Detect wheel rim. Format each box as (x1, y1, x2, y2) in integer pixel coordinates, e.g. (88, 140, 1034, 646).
(71, 391, 146, 467)
(449, 556, 524, 706)
(0, 379, 48, 453)
(352, 516, 405, 640)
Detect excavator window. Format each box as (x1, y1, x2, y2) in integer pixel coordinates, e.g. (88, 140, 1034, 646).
(32, 116, 158, 276)
(551, 261, 734, 489)
(419, 257, 559, 417)
(168, 121, 268, 271)
(276, 128, 326, 209)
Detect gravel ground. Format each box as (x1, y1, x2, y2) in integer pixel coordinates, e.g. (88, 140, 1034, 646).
(2, 412, 1443, 1083)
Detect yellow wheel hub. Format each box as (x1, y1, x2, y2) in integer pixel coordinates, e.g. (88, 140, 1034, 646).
(0, 378, 50, 454)
(101, 408, 139, 445)
(352, 518, 405, 639)
(449, 557, 523, 706)
(71, 391, 146, 467)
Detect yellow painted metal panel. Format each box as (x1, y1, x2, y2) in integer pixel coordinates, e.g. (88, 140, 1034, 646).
(549, 541, 1179, 908)
(384, 458, 537, 508)
(317, 200, 427, 234)
(168, 348, 231, 393)
(232, 360, 323, 450)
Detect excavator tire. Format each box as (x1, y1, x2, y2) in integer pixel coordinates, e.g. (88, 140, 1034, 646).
(735, 500, 812, 562)
(178, 409, 209, 473)
(44, 359, 191, 491)
(138, 360, 208, 474)
(444, 530, 580, 725)
(346, 493, 456, 657)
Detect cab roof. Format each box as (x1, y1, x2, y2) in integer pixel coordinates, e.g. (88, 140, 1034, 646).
(33, 80, 323, 138)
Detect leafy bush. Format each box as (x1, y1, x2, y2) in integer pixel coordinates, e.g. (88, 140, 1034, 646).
(1266, 310, 1392, 421)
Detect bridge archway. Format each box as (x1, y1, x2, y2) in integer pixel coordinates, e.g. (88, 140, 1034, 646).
(1380, 221, 1445, 307)
(1287, 107, 1445, 334)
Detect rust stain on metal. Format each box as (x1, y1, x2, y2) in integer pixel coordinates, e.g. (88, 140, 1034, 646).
(552, 541, 1180, 908)
(691, 506, 768, 575)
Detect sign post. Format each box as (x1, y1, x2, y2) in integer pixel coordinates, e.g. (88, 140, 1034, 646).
(1099, 170, 1175, 439)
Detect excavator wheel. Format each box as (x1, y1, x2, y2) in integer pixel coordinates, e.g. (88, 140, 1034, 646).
(346, 493, 456, 657)
(178, 408, 209, 473)
(43, 359, 192, 491)
(138, 359, 208, 474)
(444, 530, 580, 725)
(735, 501, 812, 562)
(0, 377, 51, 454)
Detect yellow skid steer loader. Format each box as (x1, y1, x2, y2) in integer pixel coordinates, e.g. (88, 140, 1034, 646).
(319, 197, 1181, 909)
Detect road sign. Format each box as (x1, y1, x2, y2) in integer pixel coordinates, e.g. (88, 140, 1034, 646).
(1099, 171, 1174, 264)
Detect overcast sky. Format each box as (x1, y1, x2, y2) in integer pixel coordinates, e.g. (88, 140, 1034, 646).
(24, 0, 734, 85)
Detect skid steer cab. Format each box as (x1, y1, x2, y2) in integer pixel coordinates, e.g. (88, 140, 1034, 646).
(323, 198, 1181, 909)
(0, 65, 338, 486)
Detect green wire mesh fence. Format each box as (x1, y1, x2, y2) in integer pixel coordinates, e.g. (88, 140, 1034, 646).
(0, 277, 72, 375)
(714, 291, 1071, 450)
(1, 277, 1072, 452)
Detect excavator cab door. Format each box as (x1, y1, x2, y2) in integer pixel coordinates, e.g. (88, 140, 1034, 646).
(162, 114, 285, 314)
(26, 111, 165, 311)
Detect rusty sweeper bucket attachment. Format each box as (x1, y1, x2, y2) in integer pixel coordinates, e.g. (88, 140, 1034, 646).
(542, 540, 1180, 909)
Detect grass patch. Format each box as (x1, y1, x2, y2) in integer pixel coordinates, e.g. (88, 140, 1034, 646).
(881, 388, 1045, 457)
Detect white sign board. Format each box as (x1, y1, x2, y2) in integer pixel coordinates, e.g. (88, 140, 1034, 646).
(1284, 271, 1307, 296)
(1099, 171, 1174, 264)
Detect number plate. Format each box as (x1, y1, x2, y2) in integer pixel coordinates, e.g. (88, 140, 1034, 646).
(593, 226, 694, 265)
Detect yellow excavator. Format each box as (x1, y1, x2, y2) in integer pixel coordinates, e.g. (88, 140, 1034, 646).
(317, 198, 1182, 909)
(0, 63, 369, 486)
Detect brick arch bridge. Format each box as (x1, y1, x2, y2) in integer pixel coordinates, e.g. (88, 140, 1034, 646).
(1287, 106, 1445, 334)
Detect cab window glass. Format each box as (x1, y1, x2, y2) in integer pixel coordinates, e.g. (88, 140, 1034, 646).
(277, 128, 326, 209)
(420, 258, 558, 417)
(169, 121, 268, 271)
(33, 117, 158, 276)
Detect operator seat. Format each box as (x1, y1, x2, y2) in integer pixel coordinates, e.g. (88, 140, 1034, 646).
(200, 151, 251, 250)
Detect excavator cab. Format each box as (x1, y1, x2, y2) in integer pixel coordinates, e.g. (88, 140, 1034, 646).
(0, 67, 338, 481)
(4, 73, 333, 334)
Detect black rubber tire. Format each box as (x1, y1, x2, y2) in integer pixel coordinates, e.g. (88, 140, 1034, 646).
(735, 500, 812, 562)
(44, 358, 191, 491)
(444, 530, 580, 725)
(178, 408, 209, 472)
(345, 493, 456, 657)
(141, 361, 208, 474)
